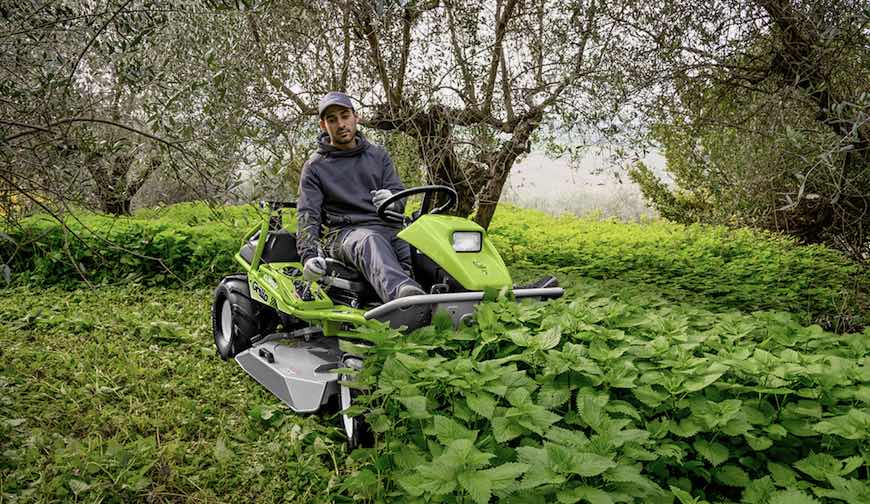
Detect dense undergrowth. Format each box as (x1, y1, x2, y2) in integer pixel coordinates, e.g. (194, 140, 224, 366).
(1, 203, 865, 329)
(1, 202, 868, 502)
(1, 277, 867, 503)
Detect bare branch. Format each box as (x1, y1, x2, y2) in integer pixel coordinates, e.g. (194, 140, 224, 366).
(483, 0, 519, 111)
(247, 13, 316, 115)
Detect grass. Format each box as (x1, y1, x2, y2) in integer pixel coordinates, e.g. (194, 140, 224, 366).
(0, 284, 352, 503)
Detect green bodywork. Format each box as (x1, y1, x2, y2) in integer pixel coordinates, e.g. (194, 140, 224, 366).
(398, 215, 512, 290)
(234, 207, 510, 336)
(234, 210, 370, 336)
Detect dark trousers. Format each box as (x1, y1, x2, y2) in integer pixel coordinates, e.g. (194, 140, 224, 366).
(326, 225, 421, 302)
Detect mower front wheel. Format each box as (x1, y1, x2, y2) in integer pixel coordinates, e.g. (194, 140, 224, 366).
(211, 275, 276, 360)
(339, 356, 373, 450)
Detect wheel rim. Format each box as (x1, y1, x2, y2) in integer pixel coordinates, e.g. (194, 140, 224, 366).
(219, 298, 233, 348)
(340, 377, 354, 441)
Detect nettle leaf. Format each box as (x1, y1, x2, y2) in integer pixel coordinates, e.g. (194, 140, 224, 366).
(767, 490, 820, 504)
(556, 485, 615, 504)
(633, 385, 668, 407)
(793, 453, 841, 481)
(567, 451, 618, 478)
(693, 439, 729, 467)
(813, 409, 870, 440)
(744, 433, 773, 451)
(546, 426, 590, 448)
(714, 464, 750, 487)
(839, 455, 864, 476)
(433, 415, 477, 445)
(397, 395, 430, 419)
(670, 418, 702, 438)
(479, 462, 529, 489)
(683, 363, 728, 393)
(816, 475, 870, 502)
(466, 392, 497, 418)
(741, 476, 777, 504)
(577, 393, 610, 433)
(538, 379, 572, 409)
(603, 463, 661, 495)
(605, 400, 641, 421)
(767, 462, 798, 487)
(458, 471, 492, 504)
(669, 485, 702, 504)
(491, 416, 525, 443)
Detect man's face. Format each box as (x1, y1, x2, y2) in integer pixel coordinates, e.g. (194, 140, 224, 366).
(320, 106, 358, 149)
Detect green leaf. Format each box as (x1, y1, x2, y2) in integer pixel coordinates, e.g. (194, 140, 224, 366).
(535, 326, 562, 350)
(479, 462, 529, 489)
(546, 426, 589, 447)
(693, 439, 729, 467)
(741, 476, 776, 504)
(683, 364, 727, 392)
(813, 409, 870, 440)
(398, 395, 430, 419)
(794, 453, 841, 481)
(767, 462, 798, 487)
(744, 433, 773, 451)
(68, 479, 91, 495)
(669, 485, 701, 504)
(213, 437, 233, 464)
(767, 490, 820, 504)
(466, 392, 497, 418)
(670, 418, 702, 437)
(433, 415, 477, 445)
(569, 452, 618, 478)
(633, 385, 668, 407)
(492, 416, 524, 443)
(458, 471, 492, 504)
(714, 464, 750, 487)
(839, 455, 863, 476)
(557, 485, 615, 504)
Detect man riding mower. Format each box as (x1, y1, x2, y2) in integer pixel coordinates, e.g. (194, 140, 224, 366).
(210, 92, 563, 447)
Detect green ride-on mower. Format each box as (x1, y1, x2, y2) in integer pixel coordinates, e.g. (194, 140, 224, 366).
(211, 185, 563, 448)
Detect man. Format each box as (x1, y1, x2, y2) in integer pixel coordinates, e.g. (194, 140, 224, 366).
(295, 91, 427, 302)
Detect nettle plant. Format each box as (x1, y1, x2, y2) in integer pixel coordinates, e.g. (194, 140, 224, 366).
(340, 284, 869, 503)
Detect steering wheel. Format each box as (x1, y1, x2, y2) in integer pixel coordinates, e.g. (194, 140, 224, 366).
(376, 185, 458, 223)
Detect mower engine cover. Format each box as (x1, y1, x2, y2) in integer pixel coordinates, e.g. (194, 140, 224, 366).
(397, 214, 511, 291)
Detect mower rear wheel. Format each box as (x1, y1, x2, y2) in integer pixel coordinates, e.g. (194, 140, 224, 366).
(339, 356, 373, 450)
(211, 275, 277, 360)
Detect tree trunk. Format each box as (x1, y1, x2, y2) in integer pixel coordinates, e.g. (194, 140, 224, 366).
(474, 111, 543, 229)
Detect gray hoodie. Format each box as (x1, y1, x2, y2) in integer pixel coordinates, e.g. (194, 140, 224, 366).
(296, 132, 406, 263)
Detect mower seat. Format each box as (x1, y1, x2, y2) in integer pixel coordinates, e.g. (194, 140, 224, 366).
(240, 230, 300, 264)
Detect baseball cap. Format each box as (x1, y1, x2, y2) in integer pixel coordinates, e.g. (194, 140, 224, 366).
(318, 91, 355, 118)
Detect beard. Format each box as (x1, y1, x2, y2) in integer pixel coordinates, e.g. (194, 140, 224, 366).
(333, 128, 355, 144)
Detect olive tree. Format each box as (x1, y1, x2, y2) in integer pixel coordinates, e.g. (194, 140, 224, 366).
(610, 0, 869, 258)
(243, 0, 624, 228)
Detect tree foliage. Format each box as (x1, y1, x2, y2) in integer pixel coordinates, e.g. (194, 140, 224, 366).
(620, 0, 870, 259)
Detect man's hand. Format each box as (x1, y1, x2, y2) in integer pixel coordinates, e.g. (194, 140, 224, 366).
(371, 189, 393, 209)
(303, 257, 327, 281)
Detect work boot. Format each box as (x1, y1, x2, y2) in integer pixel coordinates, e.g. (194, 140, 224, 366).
(397, 283, 426, 298)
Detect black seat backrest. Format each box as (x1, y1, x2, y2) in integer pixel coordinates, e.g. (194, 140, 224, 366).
(239, 230, 300, 264)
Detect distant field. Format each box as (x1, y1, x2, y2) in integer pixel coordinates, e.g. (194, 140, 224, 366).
(502, 149, 667, 220)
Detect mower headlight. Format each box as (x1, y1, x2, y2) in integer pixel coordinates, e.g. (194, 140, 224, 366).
(452, 231, 482, 252)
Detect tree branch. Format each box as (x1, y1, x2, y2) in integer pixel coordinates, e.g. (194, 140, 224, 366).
(483, 0, 519, 111)
(247, 13, 316, 115)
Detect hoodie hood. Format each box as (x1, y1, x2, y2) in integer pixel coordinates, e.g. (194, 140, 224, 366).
(316, 131, 369, 158)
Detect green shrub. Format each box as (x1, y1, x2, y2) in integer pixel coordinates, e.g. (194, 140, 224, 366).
(0, 203, 275, 287)
(489, 206, 867, 328)
(1, 202, 865, 327)
(341, 282, 870, 503)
